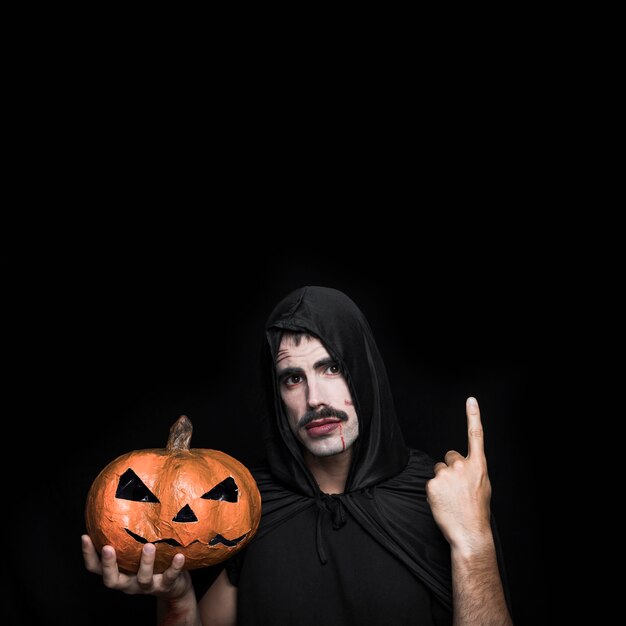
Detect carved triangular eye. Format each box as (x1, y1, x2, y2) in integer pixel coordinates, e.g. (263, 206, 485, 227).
(201, 476, 238, 502)
(115, 469, 160, 503)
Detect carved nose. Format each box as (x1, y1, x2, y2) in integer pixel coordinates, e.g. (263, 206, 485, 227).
(173, 504, 198, 523)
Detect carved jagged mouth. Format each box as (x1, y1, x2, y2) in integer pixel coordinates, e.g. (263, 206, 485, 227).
(125, 528, 247, 547)
(208, 533, 247, 547)
(125, 529, 187, 547)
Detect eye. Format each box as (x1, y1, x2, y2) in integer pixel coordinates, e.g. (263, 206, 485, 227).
(284, 374, 303, 387)
(325, 364, 340, 375)
(201, 476, 239, 503)
(115, 469, 160, 503)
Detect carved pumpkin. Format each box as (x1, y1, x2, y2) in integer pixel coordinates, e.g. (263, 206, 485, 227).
(85, 415, 261, 573)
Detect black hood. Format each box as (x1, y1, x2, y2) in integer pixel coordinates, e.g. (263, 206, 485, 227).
(243, 286, 454, 612)
(262, 285, 409, 495)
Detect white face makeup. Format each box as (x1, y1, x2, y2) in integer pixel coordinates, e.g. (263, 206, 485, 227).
(276, 335, 359, 458)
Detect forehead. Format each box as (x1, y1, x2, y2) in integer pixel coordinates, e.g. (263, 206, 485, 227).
(275, 336, 330, 368)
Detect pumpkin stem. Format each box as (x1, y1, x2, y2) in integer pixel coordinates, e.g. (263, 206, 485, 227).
(167, 415, 193, 451)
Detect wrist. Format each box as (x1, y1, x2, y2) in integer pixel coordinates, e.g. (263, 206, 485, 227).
(157, 586, 200, 626)
(449, 530, 495, 562)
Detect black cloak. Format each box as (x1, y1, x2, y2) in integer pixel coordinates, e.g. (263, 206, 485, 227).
(192, 286, 512, 623)
(230, 286, 455, 616)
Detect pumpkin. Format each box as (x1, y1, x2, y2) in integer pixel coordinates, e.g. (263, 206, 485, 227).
(85, 415, 261, 574)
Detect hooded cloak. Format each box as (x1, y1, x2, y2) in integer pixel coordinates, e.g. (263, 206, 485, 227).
(222, 286, 457, 623)
(190, 286, 513, 624)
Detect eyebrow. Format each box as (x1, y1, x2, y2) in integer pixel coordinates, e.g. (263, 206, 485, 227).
(276, 366, 304, 381)
(276, 358, 337, 381)
(313, 357, 336, 370)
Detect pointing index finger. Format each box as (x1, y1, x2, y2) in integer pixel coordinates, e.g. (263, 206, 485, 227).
(466, 396, 485, 460)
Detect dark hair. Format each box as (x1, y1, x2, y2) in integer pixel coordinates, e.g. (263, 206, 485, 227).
(280, 329, 318, 346)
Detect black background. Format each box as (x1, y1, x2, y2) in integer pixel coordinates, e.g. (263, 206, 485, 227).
(10, 231, 554, 625)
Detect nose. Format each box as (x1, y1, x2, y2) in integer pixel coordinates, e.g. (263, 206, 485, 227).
(172, 504, 198, 523)
(306, 377, 328, 409)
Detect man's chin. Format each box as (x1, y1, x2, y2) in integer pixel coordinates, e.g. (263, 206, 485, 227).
(303, 442, 349, 458)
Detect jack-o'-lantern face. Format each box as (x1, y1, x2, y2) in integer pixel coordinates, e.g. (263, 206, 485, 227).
(85, 415, 261, 573)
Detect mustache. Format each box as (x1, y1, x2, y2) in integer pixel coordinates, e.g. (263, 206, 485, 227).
(297, 406, 349, 429)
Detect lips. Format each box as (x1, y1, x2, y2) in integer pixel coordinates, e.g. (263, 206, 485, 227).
(305, 418, 341, 437)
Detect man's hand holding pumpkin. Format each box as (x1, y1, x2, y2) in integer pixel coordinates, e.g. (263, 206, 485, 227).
(81, 534, 193, 599)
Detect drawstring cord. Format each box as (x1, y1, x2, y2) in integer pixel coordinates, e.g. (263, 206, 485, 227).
(315, 493, 347, 564)
(313, 488, 377, 564)
(315, 506, 327, 564)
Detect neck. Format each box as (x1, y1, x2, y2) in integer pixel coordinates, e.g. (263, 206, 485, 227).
(303, 447, 353, 494)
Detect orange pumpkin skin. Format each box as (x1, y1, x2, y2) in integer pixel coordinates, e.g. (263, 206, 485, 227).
(85, 415, 261, 574)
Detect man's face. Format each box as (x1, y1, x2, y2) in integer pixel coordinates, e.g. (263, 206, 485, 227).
(276, 335, 359, 458)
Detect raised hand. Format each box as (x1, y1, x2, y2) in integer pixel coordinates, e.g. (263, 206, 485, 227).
(81, 534, 192, 599)
(425, 397, 493, 551)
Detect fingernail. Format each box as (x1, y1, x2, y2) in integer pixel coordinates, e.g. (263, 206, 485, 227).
(144, 543, 155, 555)
(467, 397, 477, 406)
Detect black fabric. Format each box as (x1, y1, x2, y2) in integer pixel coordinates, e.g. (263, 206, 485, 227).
(248, 286, 454, 612)
(236, 450, 454, 612)
(225, 486, 452, 626)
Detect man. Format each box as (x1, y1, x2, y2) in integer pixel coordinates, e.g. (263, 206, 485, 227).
(82, 286, 513, 625)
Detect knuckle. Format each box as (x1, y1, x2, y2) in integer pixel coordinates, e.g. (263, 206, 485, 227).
(136, 577, 152, 588)
(425, 478, 438, 495)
